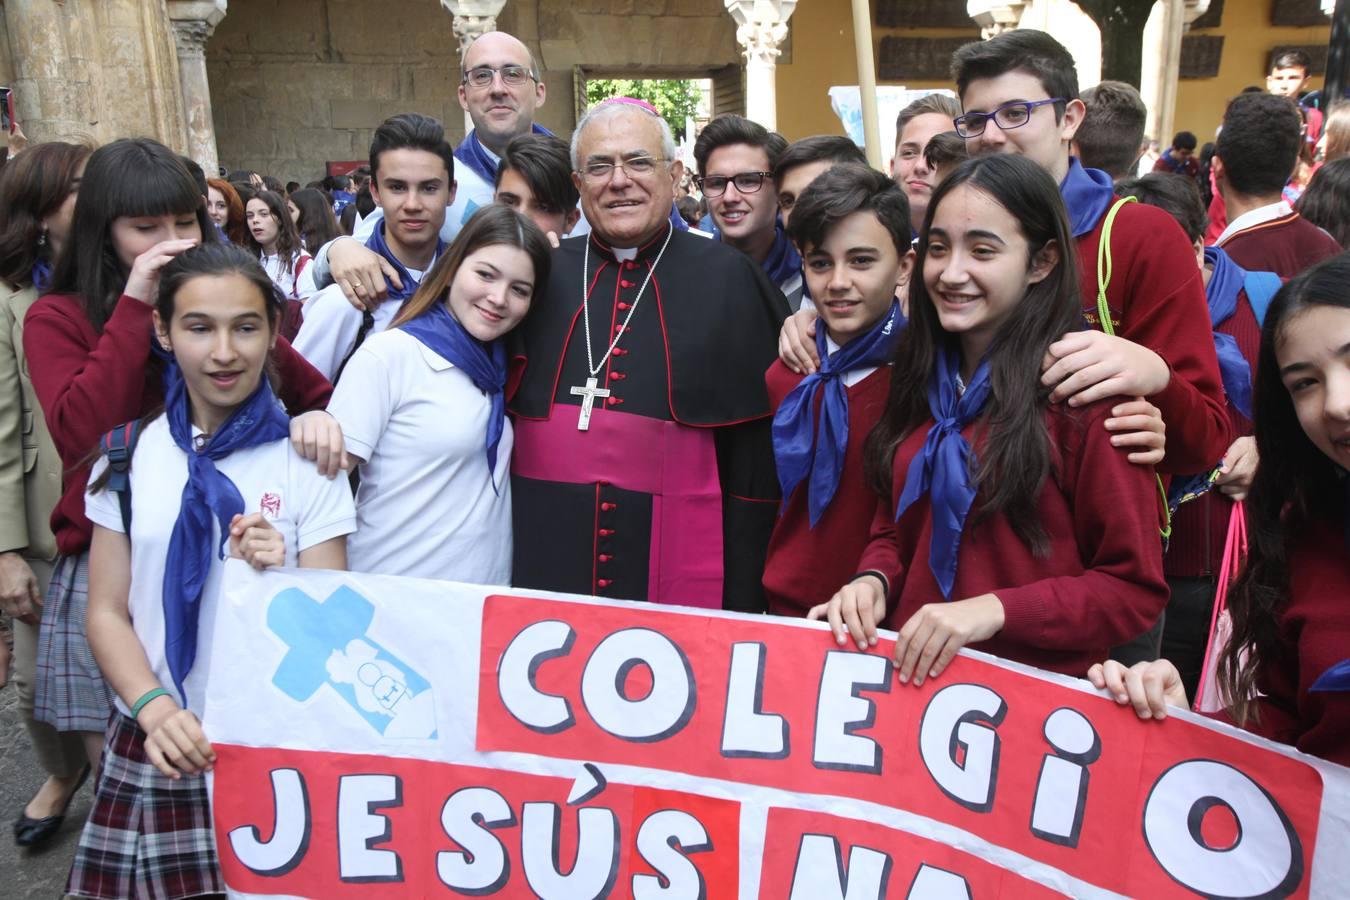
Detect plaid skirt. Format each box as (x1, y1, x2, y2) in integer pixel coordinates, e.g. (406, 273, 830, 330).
(67, 712, 225, 900)
(33, 552, 115, 731)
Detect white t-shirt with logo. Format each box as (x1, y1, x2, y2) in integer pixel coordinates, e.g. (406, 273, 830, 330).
(85, 415, 356, 715)
(327, 327, 513, 583)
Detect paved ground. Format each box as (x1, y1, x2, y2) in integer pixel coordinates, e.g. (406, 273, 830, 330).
(1, 663, 90, 898)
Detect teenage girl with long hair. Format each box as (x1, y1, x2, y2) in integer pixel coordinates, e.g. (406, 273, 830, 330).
(1092, 251, 1350, 767)
(206, 177, 245, 245)
(288, 186, 341, 255)
(812, 154, 1167, 683)
(245, 189, 312, 336)
(68, 241, 355, 898)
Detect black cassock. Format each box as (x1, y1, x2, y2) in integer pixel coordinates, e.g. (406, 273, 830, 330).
(509, 225, 790, 612)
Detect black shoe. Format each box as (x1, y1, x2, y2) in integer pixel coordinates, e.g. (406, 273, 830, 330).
(14, 764, 91, 848)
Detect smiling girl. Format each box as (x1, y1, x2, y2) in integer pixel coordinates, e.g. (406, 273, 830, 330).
(325, 204, 550, 581)
(68, 242, 355, 898)
(811, 154, 1167, 683)
(1092, 252, 1350, 766)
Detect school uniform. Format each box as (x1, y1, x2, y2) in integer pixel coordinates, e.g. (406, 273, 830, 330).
(22, 291, 331, 732)
(857, 394, 1169, 677)
(67, 413, 355, 899)
(762, 328, 893, 617)
(1216, 201, 1342, 279)
(327, 325, 513, 583)
(261, 249, 314, 305)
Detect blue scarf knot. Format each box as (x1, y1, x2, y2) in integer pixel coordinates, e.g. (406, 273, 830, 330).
(773, 301, 903, 525)
(161, 362, 291, 704)
(894, 348, 994, 599)
(1059, 157, 1117, 238)
(399, 302, 507, 491)
(454, 125, 555, 185)
(1203, 247, 1257, 420)
(365, 221, 444, 303)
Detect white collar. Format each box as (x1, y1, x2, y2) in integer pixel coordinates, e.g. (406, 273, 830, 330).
(822, 333, 879, 388)
(1216, 200, 1294, 245)
(613, 247, 638, 262)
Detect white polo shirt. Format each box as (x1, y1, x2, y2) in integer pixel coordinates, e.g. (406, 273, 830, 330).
(293, 285, 411, 382)
(85, 415, 356, 715)
(327, 327, 513, 583)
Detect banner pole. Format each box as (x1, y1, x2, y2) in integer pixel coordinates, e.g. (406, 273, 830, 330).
(850, 0, 884, 169)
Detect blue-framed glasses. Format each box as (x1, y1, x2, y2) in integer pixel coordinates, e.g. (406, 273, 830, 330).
(953, 98, 1067, 138)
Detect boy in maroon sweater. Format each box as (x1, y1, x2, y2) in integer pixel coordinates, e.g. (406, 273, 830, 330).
(763, 165, 913, 617)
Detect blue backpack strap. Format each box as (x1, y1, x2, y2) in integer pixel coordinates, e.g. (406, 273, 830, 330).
(99, 419, 145, 533)
(1242, 270, 1283, 327)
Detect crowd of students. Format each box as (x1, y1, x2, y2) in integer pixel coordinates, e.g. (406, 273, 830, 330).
(0, 26, 1347, 899)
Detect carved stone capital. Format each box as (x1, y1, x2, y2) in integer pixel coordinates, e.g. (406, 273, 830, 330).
(167, 0, 227, 59)
(966, 0, 1027, 40)
(440, 1, 509, 56)
(725, 1, 798, 66)
(1183, 0, 1212, 30)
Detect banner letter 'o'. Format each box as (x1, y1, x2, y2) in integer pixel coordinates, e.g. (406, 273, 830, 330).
(581, 628, 696, 742)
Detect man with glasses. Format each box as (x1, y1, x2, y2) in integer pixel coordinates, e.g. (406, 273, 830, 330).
(509, 99, 790, 613)
(693, 114, 804, 309)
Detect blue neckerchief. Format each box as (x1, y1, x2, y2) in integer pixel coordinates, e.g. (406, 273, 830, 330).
(1059, 157, 1116, 238)
(1311, 660, 1350, 692)
(895, 346, 994, 599)
(399, 301, 507, 490)
(364, 220, 444, 303)
(333, 190, 355, 214)
(161, 361, 291, 704)
(455, 125, 554, 185)
(31, 259, 51, 293)
(708, 217, 800, 286)
(1204, 247, 1256, 419)
(773, 301, 903, 526)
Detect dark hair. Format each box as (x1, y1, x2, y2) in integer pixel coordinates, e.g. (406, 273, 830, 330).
(369, 113, 455, 183)
(1115, 173, 1208, 244)
(261, 175, 284, 194)
(49, 138, 215, 334)
(351, 165, 371, 191)
(1220, 252, 1350, 723)
(952, 29, 1079, 109)
(156, 240, 284, 332)
(676, 195, 700, 228)
(289, 187, 342, 254)
(923, 131, 969, 173)
(322, 173, 353, 194)
(1270, 48, 1312, 74)
(1172, 130, 1198, 151)
(1295, 158, 1350, 247)
(896, 93, 962, 139)
(1216, 93, 1302, 196)
(787, 163, 912, 258)
(864, 154, 1081, 554)
(773, 135, 867, 186)
(179, 156, 209, 197)
(207, 177, 247, 245)
(355, 186, 376, 218)
(495, 132, 579, 215)
(693, 114, 788, 176)
(243, 189, 304, 276)
(304, 179, 325, 190)
(0, 141, 91, 288)
(391, 204, 552, 329)
(338, 203, 358, 235)
(232, 181, 256, 207)
(285, 180, 300, 195)
(227, 169, 257, 184)
(1075, 81, 1148, 179)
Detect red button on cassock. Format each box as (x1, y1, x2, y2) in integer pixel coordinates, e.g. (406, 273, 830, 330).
(601, 502, 616, 511)
(617, 301, 631, 310)
(598, 579, 614, 588)
(613, 348, 629, 357)
(606, 397, 623, 407)
(599, 528, 615, 537)
(598, 554, 612, 563)
(609, 372, 626, 381)
(620, 280, 635, 289)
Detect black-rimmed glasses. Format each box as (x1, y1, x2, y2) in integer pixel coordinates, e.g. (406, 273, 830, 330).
(696, 171, 773, 196)
(462, 65, 536, 89)
(953, 98, 1066, 138)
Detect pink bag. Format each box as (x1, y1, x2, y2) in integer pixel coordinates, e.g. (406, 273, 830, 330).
(1194, 503, 1247, 713)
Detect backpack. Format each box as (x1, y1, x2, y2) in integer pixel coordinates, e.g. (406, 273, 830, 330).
(98, 419, 147, 533)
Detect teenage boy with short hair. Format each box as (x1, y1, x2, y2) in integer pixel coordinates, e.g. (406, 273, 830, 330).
(493, 132, 580, 240)
(772, 136, 868, 227)
(949, 29, 1230, 478)
(763, 164, 913, 616)
(1267, 48, 1323, 149)
(1076, 80, 1148, 181)
(694, 114, 803, 306)
(292, 113, 454, 381)
(1154, 130, 1199, 178)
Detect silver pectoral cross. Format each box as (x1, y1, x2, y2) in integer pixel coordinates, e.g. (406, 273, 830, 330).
(570, 377, 611, 431)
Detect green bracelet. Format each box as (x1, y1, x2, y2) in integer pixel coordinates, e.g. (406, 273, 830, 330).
(130, 687, 170, 718)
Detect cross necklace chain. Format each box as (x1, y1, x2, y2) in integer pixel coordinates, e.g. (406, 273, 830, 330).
(569, 228, 675, 430)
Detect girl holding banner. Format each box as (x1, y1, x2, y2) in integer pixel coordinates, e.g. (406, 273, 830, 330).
(70, 242, 356, 899)
(1091, 252, 1350, 768)
(810, 154, 1168, 685)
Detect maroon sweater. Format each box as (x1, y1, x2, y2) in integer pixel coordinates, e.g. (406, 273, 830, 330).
(24, 292, 332, 555)
(1166, 288, 1263, 577)
(1075, 202, 1231, 476)
(762, 361, 889, 617)
(1218, 210, 1341, 280)
(857, 399, 1169, 677)
(1239, 523, 1350, 767)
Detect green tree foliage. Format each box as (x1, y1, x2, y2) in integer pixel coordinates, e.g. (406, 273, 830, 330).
(585, 79, 702, 140)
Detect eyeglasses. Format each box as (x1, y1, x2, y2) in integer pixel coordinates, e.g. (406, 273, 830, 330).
(462, 65, 536, 89)
(953, 98, 1066, 138)
(580, 157, 667, 181)
(696, 171, 772, 197)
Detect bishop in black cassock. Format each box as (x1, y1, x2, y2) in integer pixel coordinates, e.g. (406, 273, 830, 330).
(509, 100, 789, 612)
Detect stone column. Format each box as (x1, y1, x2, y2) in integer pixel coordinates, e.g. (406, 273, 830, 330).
(168, 1, 227, 177)
(2, 0, 98, 141)
(1141, 0, 1209, 147)
(966, 0, 1028, 39)
(441, 0, 510, 137)
(725, 1, 797, 131)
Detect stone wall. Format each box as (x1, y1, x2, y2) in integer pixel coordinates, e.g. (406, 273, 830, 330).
(206, 0, 740, 182)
